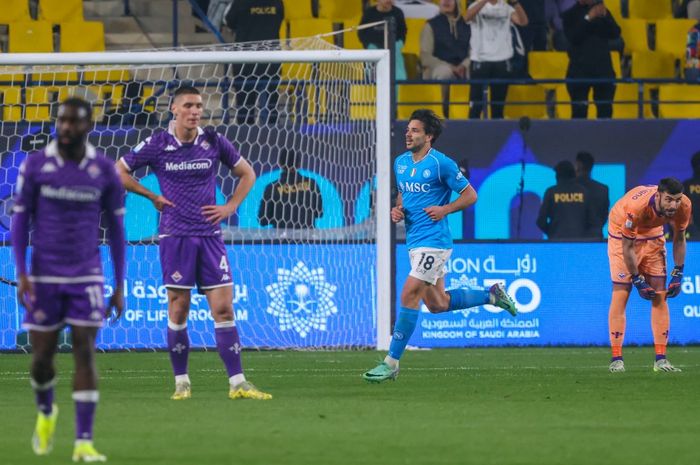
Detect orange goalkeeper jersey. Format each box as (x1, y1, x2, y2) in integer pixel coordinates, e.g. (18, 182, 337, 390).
(608, 185, 691, 240)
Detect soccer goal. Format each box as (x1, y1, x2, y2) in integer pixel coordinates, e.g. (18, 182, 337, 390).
(0, 39, 392, 351)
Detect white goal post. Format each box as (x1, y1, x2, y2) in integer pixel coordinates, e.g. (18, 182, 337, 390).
(0, 49, 392, 351)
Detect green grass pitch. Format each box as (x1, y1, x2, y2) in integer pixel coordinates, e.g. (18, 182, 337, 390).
(2, 347, 699, 465)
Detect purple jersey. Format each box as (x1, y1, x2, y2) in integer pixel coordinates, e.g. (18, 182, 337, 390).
(120, 126, 242, 236)
(13, 141, 125, 283)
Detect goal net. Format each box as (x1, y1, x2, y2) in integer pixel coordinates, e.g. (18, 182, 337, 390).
(0, 37, 391, 352)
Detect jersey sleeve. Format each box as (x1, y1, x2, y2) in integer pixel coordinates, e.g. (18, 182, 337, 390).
(620, 202, 643, 240)
(120, 135, 159, 172)
(12, 156, 37, 215)
(440, 157, 469, 194)
(217, 133, 242, 168)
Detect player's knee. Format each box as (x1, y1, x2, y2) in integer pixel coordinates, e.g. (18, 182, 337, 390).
(31, 358, 54, 382)
(211, 305, 233, 321)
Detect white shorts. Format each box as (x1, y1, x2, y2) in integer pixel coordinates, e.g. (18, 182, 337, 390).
(408, 247, 452, 285)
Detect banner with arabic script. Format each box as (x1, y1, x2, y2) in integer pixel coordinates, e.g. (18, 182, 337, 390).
(396, 242, 700, 347)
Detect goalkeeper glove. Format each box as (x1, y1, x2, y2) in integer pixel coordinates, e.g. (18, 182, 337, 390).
(632, 274, 656, 300)
(667, 265, 684, 298)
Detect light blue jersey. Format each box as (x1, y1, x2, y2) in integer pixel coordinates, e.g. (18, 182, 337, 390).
(395, 148, 469, 249)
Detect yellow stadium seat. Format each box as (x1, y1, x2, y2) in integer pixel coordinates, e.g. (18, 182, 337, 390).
(397, 84, 444, 119)
(0, 67, 26, 85)
(605, 0, 623, 22)
(343, 17, 364, 49)
(39, 0, 83, 23)
(555, 83, 652, 119)
(82, 69, 131, 83)
(612, 83, 652, 118)
(24, 87, 52, 122)
(9, 22, 54, 53)
(627, 0, 672, 20)
(60, 21, 105, 52)
(618, 19, 649, 54)
(30, 70, 79, 85)
(350, 84, 376, 120)
(658, 84, 700, 118)
(288, 18, 335, 42)
(318, 0, 363, 20)
(283, 0, 313, 20)
(448, 84, 470, 119)
(655, 19, 698, 60)
(504, 85, 548, 119)
(0, 86, 23, 121)
(0, 0, 31, 24)
(631, 51, 675, 82)
(527, 52, 568, 89)
(403, 18, 426, 55)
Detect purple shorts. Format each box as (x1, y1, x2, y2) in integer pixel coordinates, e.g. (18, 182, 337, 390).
(159, 236, 233, 290)
(22, 281, 105, 331)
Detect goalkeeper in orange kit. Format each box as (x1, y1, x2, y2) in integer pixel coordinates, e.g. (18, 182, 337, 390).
(606, 178, 691, 373)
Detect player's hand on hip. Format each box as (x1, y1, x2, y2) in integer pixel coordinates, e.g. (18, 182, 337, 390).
(667, 265, 684, 298)
(424, 205, 448, 221)
(17, 274, 34, 310)
(106, 286, 124, 323)
(152, 195, 175, 211)
(632, 274, 656, 300)
(202, 204, 234, 224)
(391, 206, 404, 223)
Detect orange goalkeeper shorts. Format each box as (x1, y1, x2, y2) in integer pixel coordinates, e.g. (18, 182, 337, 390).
(608, 234, 667, 284)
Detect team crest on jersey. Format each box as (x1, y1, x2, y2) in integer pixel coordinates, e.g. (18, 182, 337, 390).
(171, 271, 183, 282)
(40, 162, 57, 173)
(422, 169, 431, 178)
(33, 309, 47, 323)
(87, 164, 101, 179)
(265, 261, 337, 338)
(397, 164, 407, 174)
(201, 141, 210, 150)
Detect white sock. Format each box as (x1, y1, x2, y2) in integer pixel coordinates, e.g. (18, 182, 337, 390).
(384, 355, 399, 369)
(175, 374, 190, 385)
(229, 373, 246, 387)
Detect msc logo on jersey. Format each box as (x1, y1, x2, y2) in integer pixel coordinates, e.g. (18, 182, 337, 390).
(265, 261, 338, 338)
(399, 181, 430, 193)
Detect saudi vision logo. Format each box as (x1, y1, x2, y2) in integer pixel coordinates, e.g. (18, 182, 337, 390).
(265, 261, 338, 338)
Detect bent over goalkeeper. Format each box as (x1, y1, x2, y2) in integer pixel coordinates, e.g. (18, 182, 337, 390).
(116, 85, 271, 400)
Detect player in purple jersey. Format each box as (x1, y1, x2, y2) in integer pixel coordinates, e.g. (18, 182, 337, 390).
(11, 98, 126, 462)
(116, 86, 271, 400)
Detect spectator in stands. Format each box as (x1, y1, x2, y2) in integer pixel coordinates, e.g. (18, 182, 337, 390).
(674, 0, 700, 19)
(395, 0, 440, 19)
(464, 0, 529, 119)
(562, 0, 621, 119)
(359, 0, 408, 80)
(225, 0, 284, 124)
(546, 0, 569, 51)
(574, 151, 609, 239)
(519, 0, 547, 51)
(685, 19, 700, 80)
(682, 151, 700, 239)
(420, 0, 470, 80)
(537, 160, 593, 240)
(258, 149, 324, 229)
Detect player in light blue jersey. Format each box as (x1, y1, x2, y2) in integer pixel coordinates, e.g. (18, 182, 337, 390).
(363, 109, 518, 383)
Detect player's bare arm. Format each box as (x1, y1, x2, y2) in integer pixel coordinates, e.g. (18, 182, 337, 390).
(667, 226, 687, 298)
(391, 192, 404, 223)
(202, 158, 256, 224)
(115, 160, 175, 211)
(424, 184, 477, 221)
